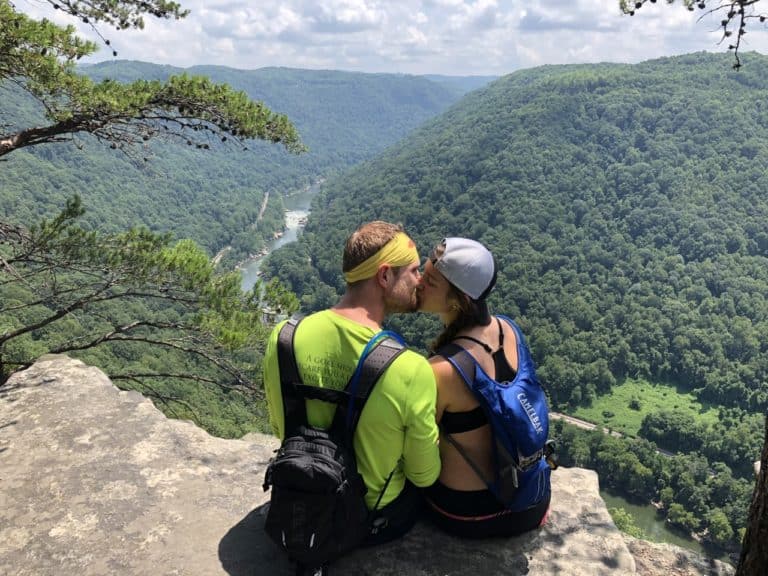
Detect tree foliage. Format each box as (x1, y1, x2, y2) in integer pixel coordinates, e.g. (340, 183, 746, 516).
(616, 6, 768, 573)
(554, 420, 753, 551)
(0, 0, 303, 157)
(0, 0, 305, 434)
(1, 29, 483, 433)
(608, 506, 647, 539)
(39, 0, 189, 30)
(0, 195, 299, 433)
(621, 1, 768, 68)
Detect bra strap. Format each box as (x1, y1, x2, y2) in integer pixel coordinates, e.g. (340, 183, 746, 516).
(453, 334, 492, 354)
(454, 316, 505, 354)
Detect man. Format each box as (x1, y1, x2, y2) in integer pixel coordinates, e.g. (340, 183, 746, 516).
(263, 220, 441, 544)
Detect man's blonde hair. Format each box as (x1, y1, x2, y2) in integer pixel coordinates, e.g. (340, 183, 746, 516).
(343, 221, 404, 272)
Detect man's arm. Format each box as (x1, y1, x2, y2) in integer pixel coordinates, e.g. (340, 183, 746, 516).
(401, 358, 441, 486)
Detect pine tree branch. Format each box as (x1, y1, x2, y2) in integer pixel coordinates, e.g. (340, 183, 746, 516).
(47, 330, 255, 390)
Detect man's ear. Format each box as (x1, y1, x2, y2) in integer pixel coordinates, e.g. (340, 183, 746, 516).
(376, 264, 391, 288)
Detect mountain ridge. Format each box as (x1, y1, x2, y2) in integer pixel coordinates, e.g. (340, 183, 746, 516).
(2, 61, 490, 259)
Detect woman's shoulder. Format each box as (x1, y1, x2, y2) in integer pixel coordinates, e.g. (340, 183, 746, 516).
(428, 353, 458, 377)
(428, 352, 471, 394)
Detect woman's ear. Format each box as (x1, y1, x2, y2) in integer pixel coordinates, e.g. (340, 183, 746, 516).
(451, 292, 470, 312)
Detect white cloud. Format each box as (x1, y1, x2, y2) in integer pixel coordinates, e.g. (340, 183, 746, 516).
(14, 0, 768, 75)
(310, 0, 386, 33)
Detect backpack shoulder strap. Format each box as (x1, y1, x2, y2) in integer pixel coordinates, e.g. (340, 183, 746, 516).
(331, 335, 406, 440)
(276, 315, 308, 435)
(496, 314, 521, 342)
(436, 342, 478, 388)
(496, 315, 527, 354)
(496, 314, 536, 375)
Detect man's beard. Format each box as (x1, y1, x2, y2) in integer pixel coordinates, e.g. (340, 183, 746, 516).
(385, 287, 419, 314)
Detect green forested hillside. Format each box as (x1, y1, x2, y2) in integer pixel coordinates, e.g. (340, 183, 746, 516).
(273, 52, 768, 416)
(1, 62, 489, 436)
(263, 52, 768, 546)
(2, 63, 483, 261)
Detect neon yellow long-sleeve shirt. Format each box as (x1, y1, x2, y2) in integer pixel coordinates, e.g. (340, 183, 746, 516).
(263, 310, 440, 509)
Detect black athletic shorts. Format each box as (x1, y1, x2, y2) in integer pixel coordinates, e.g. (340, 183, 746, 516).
(364, 481, 423, 547)
(424, 481, 550, 539)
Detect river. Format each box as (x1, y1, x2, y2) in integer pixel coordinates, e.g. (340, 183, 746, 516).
(240, 182, 320, 292)
(600, 489, 713, 556)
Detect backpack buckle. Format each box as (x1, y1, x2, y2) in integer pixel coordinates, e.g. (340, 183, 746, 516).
(544, 440, 559, 470)
(296, 563, 328, 576)
(369, 515, 389, 535)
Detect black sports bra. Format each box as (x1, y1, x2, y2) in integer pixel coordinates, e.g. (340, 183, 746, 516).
(440, 318, 517, 435)
(441, 405, 487, 434)
(454, 317, 517, 382)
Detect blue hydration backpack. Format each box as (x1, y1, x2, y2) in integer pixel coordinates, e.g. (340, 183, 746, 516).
(437, 315, 555, 511)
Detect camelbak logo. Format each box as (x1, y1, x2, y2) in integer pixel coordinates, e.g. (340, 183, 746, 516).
(517, 392, 544, 434)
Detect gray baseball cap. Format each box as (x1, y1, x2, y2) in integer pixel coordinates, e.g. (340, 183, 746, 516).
(432, 237, 497, 300)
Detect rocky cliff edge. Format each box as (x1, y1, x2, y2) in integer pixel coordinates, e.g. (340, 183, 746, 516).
(0, 356, 734, 576)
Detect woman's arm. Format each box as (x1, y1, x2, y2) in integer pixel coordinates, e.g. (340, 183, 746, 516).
(429, 356, 458, 423)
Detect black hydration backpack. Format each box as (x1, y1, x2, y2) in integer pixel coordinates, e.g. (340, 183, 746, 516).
(262, 316, 405, 576)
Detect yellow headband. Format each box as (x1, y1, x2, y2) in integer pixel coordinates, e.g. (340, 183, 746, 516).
(343, 232, 420, 283)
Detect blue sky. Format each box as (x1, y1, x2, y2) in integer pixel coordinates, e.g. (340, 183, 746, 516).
(18, 0, 768, 75)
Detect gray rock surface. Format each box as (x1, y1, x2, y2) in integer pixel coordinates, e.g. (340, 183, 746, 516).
(0, 356, 731, 575)
(625, 538, 734, 576)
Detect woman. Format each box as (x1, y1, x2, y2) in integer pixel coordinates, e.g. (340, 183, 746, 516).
(418, 237, 551, 538)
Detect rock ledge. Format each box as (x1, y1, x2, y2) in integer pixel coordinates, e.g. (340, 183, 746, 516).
(0, 356, 734, 575)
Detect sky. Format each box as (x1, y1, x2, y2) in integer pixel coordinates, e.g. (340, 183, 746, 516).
(17, 0, 768, 76)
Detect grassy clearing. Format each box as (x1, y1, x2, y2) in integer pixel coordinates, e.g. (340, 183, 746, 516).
(570, 378, 721, 438)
